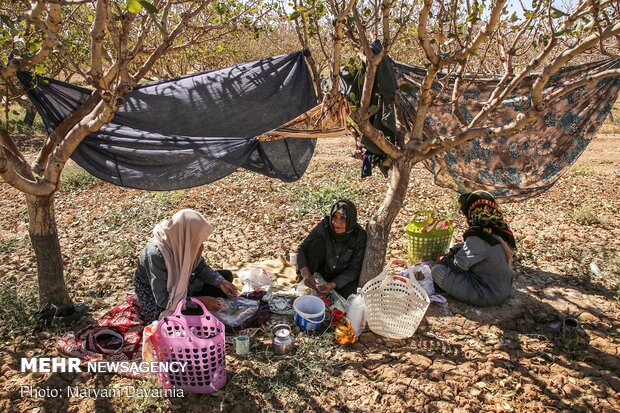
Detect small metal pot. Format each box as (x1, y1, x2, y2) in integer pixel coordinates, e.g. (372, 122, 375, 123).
(273, 324, 295, 355)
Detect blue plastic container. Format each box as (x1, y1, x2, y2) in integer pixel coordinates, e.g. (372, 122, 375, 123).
(293, 295, 325, 331)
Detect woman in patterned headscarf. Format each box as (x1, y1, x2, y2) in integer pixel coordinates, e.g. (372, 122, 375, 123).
(296, 199, 367, 298)
(431, 191, 516, 307)
(134, 209, 238, 322)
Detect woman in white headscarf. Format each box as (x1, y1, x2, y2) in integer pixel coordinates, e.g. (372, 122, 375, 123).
(134, 209, 238, 322)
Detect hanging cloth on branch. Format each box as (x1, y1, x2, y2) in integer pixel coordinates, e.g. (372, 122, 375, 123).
(257, 92, 350, 141)
(391, 58, 620, 201)
(18, 52, 319, 191)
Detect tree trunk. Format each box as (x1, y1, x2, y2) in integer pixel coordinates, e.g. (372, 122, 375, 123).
(26, 193, 72, 308)
(359, 156, 414, 286)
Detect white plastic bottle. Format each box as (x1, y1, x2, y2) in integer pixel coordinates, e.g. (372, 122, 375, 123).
(345, 288, 367, 337)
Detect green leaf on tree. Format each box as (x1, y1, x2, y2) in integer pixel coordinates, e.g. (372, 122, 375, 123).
(153, 19, 165, 34)
(126, 0, 142, 14)
(27, 41, 40, 53)
(0, 14, 14, 29)
(289, 11, 301, 20)
(553, 29, 572, 38)
(550, 7, 567, 18)
(34, 64, 46, 75)
(137, 0, 157, 14)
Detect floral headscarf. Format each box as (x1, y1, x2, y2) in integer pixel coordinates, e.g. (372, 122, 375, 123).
(458, 191, 516, 250)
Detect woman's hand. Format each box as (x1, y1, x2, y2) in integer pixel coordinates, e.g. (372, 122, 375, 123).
(436, 250, 455, 262)
(218, 279, 239, 298)
(197, 296, 222, 312)
(300, 267, 318, 291)
(317, 282, 336, 295)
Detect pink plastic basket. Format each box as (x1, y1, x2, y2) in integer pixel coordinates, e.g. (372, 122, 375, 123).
(150, 297, 226, 394)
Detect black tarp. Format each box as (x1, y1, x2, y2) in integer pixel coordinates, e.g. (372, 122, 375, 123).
(18, 52, 318, 190)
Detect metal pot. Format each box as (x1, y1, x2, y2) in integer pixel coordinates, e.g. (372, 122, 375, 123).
(273, 324, 295, 355)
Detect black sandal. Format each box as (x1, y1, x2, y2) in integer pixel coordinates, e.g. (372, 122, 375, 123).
(543, 315, 581, 336)
(33, 305, 57, 328)
(33, 303, 89, 328)
(54, 304, 89, 326)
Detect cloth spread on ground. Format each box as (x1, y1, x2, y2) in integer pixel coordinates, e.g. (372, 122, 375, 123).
(56, 295, 146, 378)
(353, 43, 620, 201)
(18, 52, 317, 190)
(231, 257, 299, 289)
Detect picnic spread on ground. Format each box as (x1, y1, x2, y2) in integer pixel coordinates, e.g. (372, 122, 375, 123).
(52, 192, 590, 396)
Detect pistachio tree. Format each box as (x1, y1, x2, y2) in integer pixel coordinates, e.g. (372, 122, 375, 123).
(0, 0, 268, 308)
(290, 0, 620, 284)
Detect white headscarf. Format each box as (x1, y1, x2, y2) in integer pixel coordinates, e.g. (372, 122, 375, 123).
(151, 209, 214, 318)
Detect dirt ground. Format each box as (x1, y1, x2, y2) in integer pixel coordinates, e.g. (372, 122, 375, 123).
(0, 134, 619, 412)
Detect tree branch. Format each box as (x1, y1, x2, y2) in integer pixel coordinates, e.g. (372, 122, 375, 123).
(43, 100, 114, 187)
(131, 1, 212, 84)
(330, 0, 357, 96)
(531, 20, 620, 111)
(418, 0, 439, 66)
(349, 111, 403, 159)
(0, 127, 53, 195)
(444, 0, 508, 65)
(33, 92, 102, 174)
(0, 3, 58, 79)
(89, 0, 108, 89)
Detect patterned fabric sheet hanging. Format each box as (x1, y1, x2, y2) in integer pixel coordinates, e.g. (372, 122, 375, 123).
(393, 59, 620, 201)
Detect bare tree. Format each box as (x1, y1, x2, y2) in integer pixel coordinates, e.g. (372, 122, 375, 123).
(290, 0, 620, 284)
(0, 0, 266, 309)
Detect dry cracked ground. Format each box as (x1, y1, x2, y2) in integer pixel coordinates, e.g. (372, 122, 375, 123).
(0, 131, 619, 412)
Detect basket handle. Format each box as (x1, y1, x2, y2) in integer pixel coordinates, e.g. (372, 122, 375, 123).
(378, 259, 411, 288)
(378, 260, 431, 301)
(430, 218, 453, 232)
(410, 210, 433, 229)
(155, 314, 192, 340)
(171, 296, 211, 318)
(155, 297, 223, 342)
(90, 328, 124, 354)
(409, 210, 453, 233)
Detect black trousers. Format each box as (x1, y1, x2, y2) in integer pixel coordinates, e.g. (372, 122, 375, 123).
(190, 269, 234, 298)
(302, 238, 359, 299)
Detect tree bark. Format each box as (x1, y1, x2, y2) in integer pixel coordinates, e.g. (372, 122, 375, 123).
(359, 156, 414, 286)
(26, 193, 72, 308)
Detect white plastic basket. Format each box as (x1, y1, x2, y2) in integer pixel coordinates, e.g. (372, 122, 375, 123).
(362, 259, 430, 339)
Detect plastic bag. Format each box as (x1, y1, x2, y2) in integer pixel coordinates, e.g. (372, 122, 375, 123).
(212, 297, 260, 327)
(408, 263, 435, 297)
(237, 268, 275, 293)
(345, 288, 367, 337)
